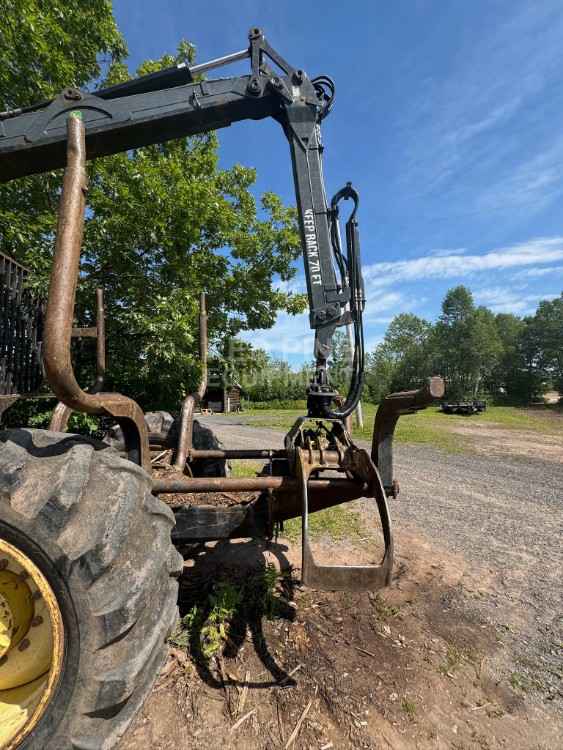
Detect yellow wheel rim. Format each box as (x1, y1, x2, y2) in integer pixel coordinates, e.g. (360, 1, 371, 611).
(0, 540, 64, 750)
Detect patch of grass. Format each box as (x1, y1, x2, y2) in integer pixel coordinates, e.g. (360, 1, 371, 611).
(225, 408, 303, 433)
(225, 402, 561, 455)
(393, 409, 465, 452)
(370, 592, 400, 620)
(401, 697, 417, 718)
(229, 460, 264, 478)
(169, 564, 290, 661)
(439, 644, 465, 675)
(509, 671, 543, 693)
(415, 403, 560, 433)
(509, 672, 530, 692)
(282, 504, 364, 543)
(478, 405, 561, 433)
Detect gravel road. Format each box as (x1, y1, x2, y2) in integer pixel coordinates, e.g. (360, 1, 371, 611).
(199, 414, 563, 703)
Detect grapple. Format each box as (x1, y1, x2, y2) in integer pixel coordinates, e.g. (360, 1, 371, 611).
(159, 362, 443, 591)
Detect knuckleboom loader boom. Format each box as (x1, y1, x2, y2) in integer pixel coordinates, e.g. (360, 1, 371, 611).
(0, 27, 363, 419)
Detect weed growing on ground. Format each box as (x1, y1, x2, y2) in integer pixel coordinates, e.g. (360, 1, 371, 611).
(509, 671, 542, 693)
(169, 564, 293, 661)
(439, 644, 464, 675)
(200, 582, 242, 658)
(370, 593, 400, 620)
(169, 605, 200, 649)
(261, 563, 281, 619)
(510, 672, 529, 692)
(401, 697, 417, 719)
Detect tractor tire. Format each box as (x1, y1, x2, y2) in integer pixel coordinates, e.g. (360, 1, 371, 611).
(0, 428, 182, 750)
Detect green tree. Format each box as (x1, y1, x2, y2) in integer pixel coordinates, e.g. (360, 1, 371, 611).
(512, 316, 546, 403)
(532, 293, 563, 395)
(364, 313, 433, 402)
(81, 54, 303, 406)
(433, 286, 502, 400)
(328, 331, 352, 395)
(386, 313, 433, 391)
(487, 313, 526, 399)
(485, 296, 563, 404)
(0, 0, 127, 265)
(364, 346, 395, 404)
(1, 6, 305, 409)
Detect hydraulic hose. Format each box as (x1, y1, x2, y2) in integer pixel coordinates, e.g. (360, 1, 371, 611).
(323, 183, 365, 420)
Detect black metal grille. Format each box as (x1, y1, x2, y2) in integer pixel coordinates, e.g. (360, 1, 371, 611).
(0, 252, 43, 395)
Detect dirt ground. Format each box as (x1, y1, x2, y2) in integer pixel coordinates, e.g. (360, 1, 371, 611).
(448, 421, 563, 462)
(117, 417, 562, 750)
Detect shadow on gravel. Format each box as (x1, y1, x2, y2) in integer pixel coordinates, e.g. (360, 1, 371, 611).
(176, 538, 297, 690)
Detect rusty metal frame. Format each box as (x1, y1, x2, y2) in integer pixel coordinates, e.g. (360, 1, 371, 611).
(0, 251, 43, 396)
(372, 376, 445, 497)
(42, 113, 150, 470)
(174, 292, 208, 470)
(49, 287, 106, 432)
(154, 475, 365, 494)
(297, 445, 393, 591)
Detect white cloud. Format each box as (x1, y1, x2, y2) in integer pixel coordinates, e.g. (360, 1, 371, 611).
(398, 3, 563, 211)
(240, 311, 312, 357)
(474, 286, 558, 314)
(428, 247, 467, 257)
(363, 291, 403, 322)
(475, 139, 563, 213)
(243, 234, 563, 364)
(511, 264, 563, 280)
(364, 237, 563, 287)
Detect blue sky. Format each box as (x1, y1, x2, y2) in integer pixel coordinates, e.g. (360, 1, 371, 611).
(114, 0, 563, 365)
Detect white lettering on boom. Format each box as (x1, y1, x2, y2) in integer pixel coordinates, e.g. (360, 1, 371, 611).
(303, 208, 322, 285)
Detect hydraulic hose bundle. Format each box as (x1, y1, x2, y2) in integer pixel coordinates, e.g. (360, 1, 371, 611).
(321, 183, 366, 420)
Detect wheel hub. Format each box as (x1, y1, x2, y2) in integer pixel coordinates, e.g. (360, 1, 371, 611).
(0, 540, 64, 749)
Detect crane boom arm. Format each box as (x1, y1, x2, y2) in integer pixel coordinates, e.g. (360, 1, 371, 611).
(0, 28, 365, 418)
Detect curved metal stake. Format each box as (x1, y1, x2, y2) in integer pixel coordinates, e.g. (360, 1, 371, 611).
(49, 287, 106, 432)
(372, 376, 445, 496)
(174, 292, 208, 470)
(42, 114, 150, 470)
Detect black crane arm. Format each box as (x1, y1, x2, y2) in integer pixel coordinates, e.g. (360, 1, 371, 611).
(0, 28, 364, 418)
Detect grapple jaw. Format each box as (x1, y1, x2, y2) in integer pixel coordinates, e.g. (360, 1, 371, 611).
(296, 441, 393, 591)
(284, 416, 394, 591)
(282, 376, 444, 592)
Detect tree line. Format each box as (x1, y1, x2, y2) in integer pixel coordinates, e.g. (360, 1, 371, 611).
(238, 286, 563, 405)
